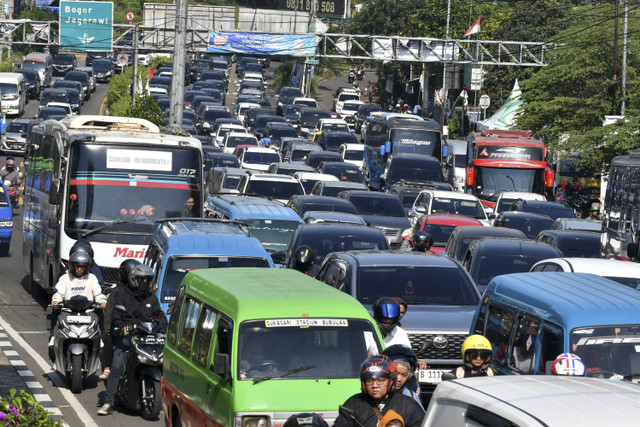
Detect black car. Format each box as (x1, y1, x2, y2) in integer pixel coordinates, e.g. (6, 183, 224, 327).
(16, 69, 41, 99)
(277, 223, 389, 276)
(305, 151, 344, 169)
(510, 200, 576, 221)
(204, 152, 240, 173)
(494, 211, 555, 239)
(461, 237, 563, 293)
(253, 115, 285, 139)
(536, 230, 601, 258)
(52, 53, 76, 75)
(263, 123, 298, 149)
(337, 190, 411, 247)
(388, 180, 454, 214)
(379, 154, 444, 192)
(85, 51, 110, 67)
(318, 161, 363, 183)
(286, 195, 359, 217)
(281, 141, 322, 164)
(277, 86, 304, 115)
(444, 226, 527, 261)
(310, 180, 368, 197)
(244, 107, 277, 132)
(354, 104, 384, 133)
(92, 59, 113, 83)
(267, 163, 314, 176)
(315, 131, 359, 152)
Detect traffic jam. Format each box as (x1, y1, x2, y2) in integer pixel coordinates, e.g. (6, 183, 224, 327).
(2, 41, 640, 426)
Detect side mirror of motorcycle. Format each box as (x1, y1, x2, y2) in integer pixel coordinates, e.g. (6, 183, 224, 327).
(212, 353, 231, 381)
(114, 304, 127, 313)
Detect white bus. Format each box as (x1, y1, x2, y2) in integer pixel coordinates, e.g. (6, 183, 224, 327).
(23, 116, 204, 294)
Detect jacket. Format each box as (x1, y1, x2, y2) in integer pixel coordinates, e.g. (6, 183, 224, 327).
(110, 285, 166, 336)
(333, 391, 425, 427)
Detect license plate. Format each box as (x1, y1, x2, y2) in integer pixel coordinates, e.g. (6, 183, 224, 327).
(143, 336, 164, 345)
(67, 315, 91, 324)
(417, 369, 449, 384)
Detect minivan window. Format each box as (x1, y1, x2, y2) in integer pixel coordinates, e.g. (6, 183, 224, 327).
(161, 256, 271, 302)
(238, 319, 380, 380)
(0, 83, 18, 95)
(178, 297, 202, 355)
(538, 325, 563, 373)
(509, 317, 539, 374)
(486, 305, 516, 364)
(22, 60, 45, 71)
(192, 306, 217, 366)
(239, 218, 300, 253)
(571, 325, 640, 378)
(167, 285, 186, 345)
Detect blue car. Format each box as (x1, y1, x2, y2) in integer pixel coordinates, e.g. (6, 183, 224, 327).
(0, 181, 12, 256)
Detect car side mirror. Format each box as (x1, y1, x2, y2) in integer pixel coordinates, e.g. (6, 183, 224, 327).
(488, 212, 496, 220)
(270, 251, 286, 264)
(212, 353, 231, 381)
(415, 206, 426, 214)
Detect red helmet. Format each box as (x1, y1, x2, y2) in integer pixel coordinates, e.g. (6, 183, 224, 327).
(359, 354, 397, 393)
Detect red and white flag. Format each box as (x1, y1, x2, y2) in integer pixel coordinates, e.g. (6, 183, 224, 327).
(463, 16, 481, 37)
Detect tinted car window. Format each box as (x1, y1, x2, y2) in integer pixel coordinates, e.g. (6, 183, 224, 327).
(297, 229, 389, 266)
(349, 195, 405, 217)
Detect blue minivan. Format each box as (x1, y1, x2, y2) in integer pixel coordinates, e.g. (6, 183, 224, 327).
(471, 272, 640, 379)
(0, 181, 11, 256)
(143, 218, 274, 314)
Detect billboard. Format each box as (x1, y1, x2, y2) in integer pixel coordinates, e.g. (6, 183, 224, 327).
(59, 0, 113, 51)
(208, 31, 315, 57)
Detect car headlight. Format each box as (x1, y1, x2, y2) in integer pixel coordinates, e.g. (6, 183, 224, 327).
(241, 416, 269, 427)
(454, 176, 464, 183)
(0, 221, 12, 227)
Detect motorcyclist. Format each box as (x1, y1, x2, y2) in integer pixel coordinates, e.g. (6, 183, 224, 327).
(333, 355, 425, 427)
(410, 231, 434, 253)
(590, 203, 601, 221)
(373, 297, 411, 347)
(48, 249, 106, 352)
(0, 155, 21, 184)
(283, 413, 329, 427)
(98, 263, 166, 415)
(381, 345, 423, 410)
(99, 258, 141, 380)
(292, 245, 319, 277)
(455, 335, 494, 378)
(69, 239, 105, 289)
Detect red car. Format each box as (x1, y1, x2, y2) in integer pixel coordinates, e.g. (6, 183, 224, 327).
(407, 214, 483, 254)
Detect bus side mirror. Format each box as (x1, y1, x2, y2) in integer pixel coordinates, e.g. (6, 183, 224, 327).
(49, 181, 60, 205)
(212, 353, 231, 381)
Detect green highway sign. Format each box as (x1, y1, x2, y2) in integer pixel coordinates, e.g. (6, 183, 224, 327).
(308, 59, 320, 65)
(59, 1, 113, 51)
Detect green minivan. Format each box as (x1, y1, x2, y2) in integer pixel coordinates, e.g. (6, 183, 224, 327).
(161, 268, 383, 427)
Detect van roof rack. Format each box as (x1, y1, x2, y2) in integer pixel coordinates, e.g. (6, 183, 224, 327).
(63, 115, 160, 133)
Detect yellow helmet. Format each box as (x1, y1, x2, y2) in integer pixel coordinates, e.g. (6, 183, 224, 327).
(461, 335, 492, 369)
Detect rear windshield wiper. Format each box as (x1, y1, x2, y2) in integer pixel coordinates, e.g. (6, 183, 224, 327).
(81, 218, 146, 238)
(252, 365, 316, 385)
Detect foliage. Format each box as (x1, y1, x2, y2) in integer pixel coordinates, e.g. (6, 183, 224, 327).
(0, 61, 15, 72)
(130, 94, 165, 126)
(516, 4, 640, 169)
(105, 71, 132, 114)
(0, 388, 65, 426)
(150, 55, 171, 70)
(272, 61, 294, 95)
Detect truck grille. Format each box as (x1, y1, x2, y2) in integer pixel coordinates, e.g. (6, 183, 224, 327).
(409, 333, 467, 360)
(100, 267, 121, 284)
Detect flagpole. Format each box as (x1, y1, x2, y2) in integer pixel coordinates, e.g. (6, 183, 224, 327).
(441, 0, 452, 136)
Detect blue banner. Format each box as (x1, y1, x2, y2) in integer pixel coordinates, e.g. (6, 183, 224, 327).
(59, 1, 113, 52)
(207, 31, 315, 57)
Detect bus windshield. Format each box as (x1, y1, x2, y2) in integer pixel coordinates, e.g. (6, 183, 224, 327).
(390, 128, 441, 158)
(475, 167, 544, 198)
(65, 144, 201, 237)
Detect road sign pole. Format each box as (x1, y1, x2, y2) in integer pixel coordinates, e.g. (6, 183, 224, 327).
(132, 24, 139, 105)
(169, 0, 188, 126)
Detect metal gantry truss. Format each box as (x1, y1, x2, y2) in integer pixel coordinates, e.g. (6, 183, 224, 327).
(0, 20, 549, 67)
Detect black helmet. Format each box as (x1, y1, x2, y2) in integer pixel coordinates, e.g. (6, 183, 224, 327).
(119, 259, 141, 284)
(283, 413, 329, 427)
(5, 156, 15, 170)
(372, 297, 401, 336)
(412, 231, 433, 252)
(68, 250, 91, 278)
(128, 264, 154, 295)
(293, 245, 313, 273)
(382, 344, 418, 373)
(71, 239, 94, 260)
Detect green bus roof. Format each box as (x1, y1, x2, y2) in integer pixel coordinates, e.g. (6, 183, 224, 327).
(182, 268, 372, 321)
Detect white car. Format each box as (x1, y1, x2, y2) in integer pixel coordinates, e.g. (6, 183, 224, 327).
(339, 143, 365, 170)
(315, 118, 350, 134)
(411, 189, 489, 226)
(46, 101, 74, 116)
(334, 89, 360, 114)
(238, 147, 281, 172)
(236, 172, 305, 204)
(530, 257, 640, 290)
(292, 97, 318, 108)
(340, 100, 364, 129)
(494, 191, 547, 215)
(221, 132, 258, 155)
(234, 102, 261, 123)
(293, 171, 339, 194)
(214, 124, 247, 146)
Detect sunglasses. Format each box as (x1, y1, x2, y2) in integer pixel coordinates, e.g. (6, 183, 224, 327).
(469, 352, 491, 361)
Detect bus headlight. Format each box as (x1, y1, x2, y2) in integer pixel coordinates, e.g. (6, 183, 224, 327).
(242, 416, 269, 427)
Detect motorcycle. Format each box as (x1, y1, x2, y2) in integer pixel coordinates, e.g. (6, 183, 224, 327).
(356, 68, 364, 81)
(50, 296, 102, 394)
(3, 180, 17, 210)
(113, 311, 164, 420)
(348, 69, 355, 83)
(565, 192, 591, 218)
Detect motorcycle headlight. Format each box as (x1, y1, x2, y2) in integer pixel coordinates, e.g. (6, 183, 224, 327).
(241, 416, 269, 427)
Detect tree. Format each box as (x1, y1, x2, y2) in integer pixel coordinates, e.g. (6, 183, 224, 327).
(129, 94, 165, 126)
(515, 4, 640, 168)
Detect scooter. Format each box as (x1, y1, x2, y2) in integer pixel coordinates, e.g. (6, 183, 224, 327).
(3, 180, 17, 210)
(356, 68, 364, 81)
(51, 296, 102, 394)
(348, 69, 355, 83)
(114, 315, 165, 420)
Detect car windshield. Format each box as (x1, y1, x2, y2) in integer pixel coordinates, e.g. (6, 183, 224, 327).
(161, 256, 270, 302)
(388, 161, 441, 183)
(430, 198, 485, 219)
(323, 123, 349, 132)
(496, 198, 517, 214)
(523, 204, 575, 220)
(64, 144, 201, 240)
(298, 230, 389, 265)
(301, 112, 330, 128)
(344, 150, 363, 161)
(0, 83, 17, 95)
(390, 129, 441, 158)
(7, 121, 29, 133)
(54, 55, 75, 65)
(226, 135, 256, 148)
(453, 154, 467, 168)
(606, 276, 640, 290)
(476, 167, 545, 197)
(397, 191, 420, 209)
(339, 94, 359, 102)
(555, 235, 601, 258)
(238, 319, 381, 381)
(323, 166, 363, 183)
(243, 151, 280, 165)
(342, 103, 361, 113)
(292, 149, 316, 162)
(349, 196, 405, 217)
(572, 326, 640, 379)
(322, 184, 366, 197)
(22, 60, 44, 71)
(269, 127, 298, 140)
(240, 218, 300, 252)
(222, 174, 241, 190)
(475, 254, 547, 286)
(93, 61, 111, 72)
(357, 265, 479, 305)
(245, 180, 303, 200)
(210, 156, 240, 168)
(500, 216, 554, 238)
(423, 224, 457, 246)
(300, 202, 358, 216)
